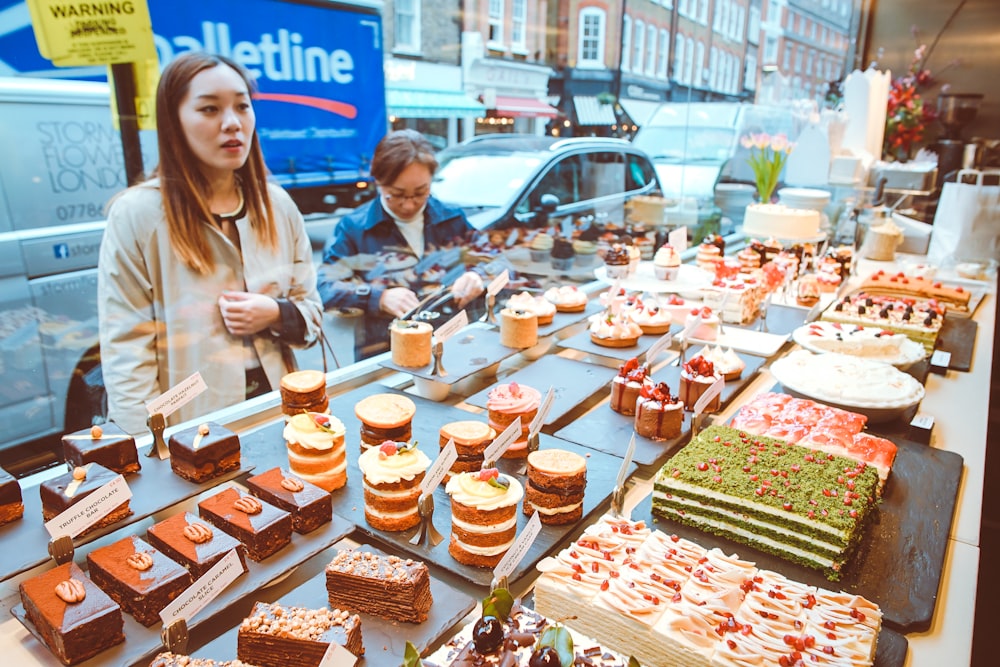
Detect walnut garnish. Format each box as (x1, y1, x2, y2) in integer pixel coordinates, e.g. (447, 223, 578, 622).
(197, 423, 211, 436)
(183, 523, 213, 543)
(54, 578, 86, 603)
(90, 425, 103, 439)
(72, 466, 87, 481)
(126, 552, 154, 571)
(280, 476, 305, 492)
(234, 496, 263, 514)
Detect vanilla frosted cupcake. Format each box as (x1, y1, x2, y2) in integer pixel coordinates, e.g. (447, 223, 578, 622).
(445, 469, 524, 567)
(283, 412, 347, 491)
(529, 232, 554, 261)
(572, 239, 598, 266)
(357, 441, 431, 531)
(653, 243, 681, 280)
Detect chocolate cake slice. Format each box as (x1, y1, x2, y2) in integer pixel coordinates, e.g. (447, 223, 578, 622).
(237, 601, 364, 667)
(325, 548, 432, 623)
(168, 421, 241, 483)
(146, 511, 249, 579)
(198, 487, 292, 561)
(245, 467, 332, 534)
(62, 422, 140, 475)
(39, 463, 132, 535)
(0, 466, 24, 526)
(18, 561, 124, 665)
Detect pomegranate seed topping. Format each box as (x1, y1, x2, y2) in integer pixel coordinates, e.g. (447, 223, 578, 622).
(827, 632, 837, 640)
(823, 621, 836, 630)
(571, 563, 582, 572)
(727, 639, 737, 650)
(571, 572, 582, 581)
(850, 509, 858, 518)
(783, 502, 792, 511)
(600, 580, 609, 591)
(591, 562, 599, 572)
(610, 570, 620, 578)
(805, 635, 816, 648)
(670, 534, 680, 542)
(823, 646, 835, 655)
(697, 462, 709, 471)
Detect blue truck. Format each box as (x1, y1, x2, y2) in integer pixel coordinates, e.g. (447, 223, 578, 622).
(0, 0, 387, 461)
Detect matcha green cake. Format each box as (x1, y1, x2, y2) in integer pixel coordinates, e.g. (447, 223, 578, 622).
(652, 425, 880, 579)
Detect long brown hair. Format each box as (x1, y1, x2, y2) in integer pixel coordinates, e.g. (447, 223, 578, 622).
(154, 52, 276, 274)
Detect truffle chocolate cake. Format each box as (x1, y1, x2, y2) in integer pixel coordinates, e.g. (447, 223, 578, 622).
(39, 463, 132, 535)
(198, 487, 292, 561)
(0, 466, 24, 526)
(18, 561, 124, 665)
(85, 535, 193, 627)
(168, 422, 241, 483)
(325, 548, 432, 623)
(61, 423, 140, 475)
(245, 467, 332, 534)
(146, 511, 249, 579)
(237, 601, 364, 666)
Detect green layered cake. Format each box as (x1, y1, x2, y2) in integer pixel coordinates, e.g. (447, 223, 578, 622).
(652, 425, 880, 579)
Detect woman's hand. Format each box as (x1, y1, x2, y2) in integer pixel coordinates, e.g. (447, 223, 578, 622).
(451, 271, 485, 308)
(218, 291, 281, 336)
(380, 287, 420, 318)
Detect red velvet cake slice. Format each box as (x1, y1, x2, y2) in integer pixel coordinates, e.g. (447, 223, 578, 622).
(245, 467, 332, 534)
(168, 421, 241, 483)
(146, 511, 249, 579)
(237, 601, 365, 666)
(198, 487, 292, 561)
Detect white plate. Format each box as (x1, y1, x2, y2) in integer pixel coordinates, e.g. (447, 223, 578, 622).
(675, 326, 790, 357)
(791, 322, 927, 369)
(594, 262, 713, 293)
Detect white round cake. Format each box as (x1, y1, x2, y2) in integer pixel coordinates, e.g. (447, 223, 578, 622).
(742, 203, 821, 240)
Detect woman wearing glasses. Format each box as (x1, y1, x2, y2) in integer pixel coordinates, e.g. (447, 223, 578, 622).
(318, 129, 484, 359)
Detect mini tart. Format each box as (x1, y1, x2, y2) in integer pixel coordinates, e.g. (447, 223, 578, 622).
(543, 285, 589, 312)
(590, 331, 640, 348)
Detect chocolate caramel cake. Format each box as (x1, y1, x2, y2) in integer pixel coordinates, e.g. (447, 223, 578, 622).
(198, 487, 292, 561)
(0, 466, 23, 526)
(146, 511, 249, 579)
(245, 467, 332, 534)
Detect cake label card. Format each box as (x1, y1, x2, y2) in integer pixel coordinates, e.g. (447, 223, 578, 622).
(319, 641, 357, 667)
(528, 387, 556, 437)
(692, 376, 726, 416)
(645, 331, 674, 364)
(483, 417, 521, 464)
(669, 226, 688, 253)
(911, 414, 935, 430)
(493, 512, 542, 581)
(930, 349, 952, 370)
(160, 548, 244, 625)
(422, 440, 458, 495)
(486, 269, 510, 297)
(434, 310, 469, 344)
(146, 371, 208, 418)
(44, 473, 131, 539)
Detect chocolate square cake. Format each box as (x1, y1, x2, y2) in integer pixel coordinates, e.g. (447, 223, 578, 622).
(237, 601, 364, 666)
(198, 487, 292, 561)
(325, 548, 432, 623)
(245, 467, 332, 534)
(0, 466, 24, 526)
(62, 423, 140, 475)
(168, 421, 241, 483)
(18, 561, 124, 665)
(86, 535, 193, 627)
(39, 463, 132, 535)
(146, 511, 249, 580)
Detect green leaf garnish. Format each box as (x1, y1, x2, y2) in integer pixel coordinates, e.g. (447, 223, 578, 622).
(487, 475, 511, 490)
(538, 625, 574, 667)
(402, 641, 423, 667)
(482, 587, 514, 621)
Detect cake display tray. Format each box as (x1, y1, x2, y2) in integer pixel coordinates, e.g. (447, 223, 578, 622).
(488, 298, 605, 338)
(635, 436, 963, 633)
(937, 315, 977, 371)
(746, 302, 812, 336)
(0, 457, 255, 583)
(557, 325, 680, 362)
(554, 352, 764, 468)
(674, 326, 790, 358)
(237, 383, 637, 589)
(379, 324, 518, 385)
(196, 544, 477, 667)
(11, 498, 354, 667)
(464, 354, 613, 427)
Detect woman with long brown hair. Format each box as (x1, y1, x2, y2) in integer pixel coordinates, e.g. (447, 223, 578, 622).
(98, 52, 321, 434)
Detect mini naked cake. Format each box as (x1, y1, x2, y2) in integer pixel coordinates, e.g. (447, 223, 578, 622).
(390, 319, 433, 367)
(245, 467, 332, 534)
(0, 466, 23, 527)
(634, 381, 684, 441)
(167, 421, 241, 484)
(354, 393, 416, 451)
(40, 463, 132, 534)
(695, 239, 723, 272)
(486, 382, 541, 459)
(446, 468, 524, 567)
(499, 307, 539, 348)
(146, 511, 249, 580)
(85, 535, 193, 627)
(507, 291, 557, 325)
(589, 311, 642, 347)
(238, 602, 365, 665)
(18, 561, 124, 666)
(357, 440, 432, 531)
(198, 487, 293, 561)
(609, 357, 650, 416)
(325, 548, 433, 623)
(283, 412, 348, 491)
(524, 448, 587, 525)
(679, 355, 722, 413)
(279, 369, 329, 416)
(439, 420, 496, 481)
(543, 285, 588, 312)
(62, 423, 139, 475)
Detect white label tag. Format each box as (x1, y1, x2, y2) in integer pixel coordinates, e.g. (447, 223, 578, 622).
(930, 350, 951, 367)
(44, 474, 131, 539)
(434, 310, 468, 344)
(159, 548, 244, 625)
(146, 372, 208, 418)
(528, 387, 556, 437)
(645, 331, 675, 364)
(486, 269, 510, 297)
(669, 227, 688, 253)
(493, 512, 542, 580)
(319, 641, 358, 667)
(693, 376, 726, 416)
(422, 440, 458, 495)
(483, 417, 521, 464)
(911, 414, 935, 430)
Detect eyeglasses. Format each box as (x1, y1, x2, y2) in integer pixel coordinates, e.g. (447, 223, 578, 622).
(380, 185, 431, 203)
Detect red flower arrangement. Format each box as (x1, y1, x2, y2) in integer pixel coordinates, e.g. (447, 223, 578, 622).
(883, 45, 938, 162)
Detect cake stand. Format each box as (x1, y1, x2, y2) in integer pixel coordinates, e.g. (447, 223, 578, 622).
(593, 262, 713, 293)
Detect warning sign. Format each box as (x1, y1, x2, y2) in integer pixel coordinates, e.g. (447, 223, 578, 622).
(27, 0, 157, 67)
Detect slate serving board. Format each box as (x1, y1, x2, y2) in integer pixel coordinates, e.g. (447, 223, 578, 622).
(557, 325, 679, 362)
(554, 352, 765, 467)
(196, 545, 477, 667)
(11, 499, 354, 667)
(936, 315, 977, 372)
(737, 302, 811, 336)
(379, 324, 518, 384)
(0, 456, 254, 583)
(635, 436, 963, 633)
(238, 383, 637, 589)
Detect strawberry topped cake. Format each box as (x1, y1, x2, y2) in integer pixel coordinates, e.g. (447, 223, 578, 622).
(486, 382, 541, 458)
(861, 269, 971, 312)
(683, 306, 720, 341)
(626, 299, 675, 335)
(357, 440, 431, 531)
(678, 355, 722, 413)
(589, 311, 643, 347)
(634, 382, 684, 441)
(609, 357, 651, 416)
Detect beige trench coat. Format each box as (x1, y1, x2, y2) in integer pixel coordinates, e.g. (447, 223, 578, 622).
(98, 180, 322, 435)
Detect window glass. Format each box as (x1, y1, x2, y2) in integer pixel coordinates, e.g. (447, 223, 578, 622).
(394, 0, 419, 52)
(578, 9, 606, 67)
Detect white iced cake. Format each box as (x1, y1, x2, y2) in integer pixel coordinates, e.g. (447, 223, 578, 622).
(743, 203, 820, 240)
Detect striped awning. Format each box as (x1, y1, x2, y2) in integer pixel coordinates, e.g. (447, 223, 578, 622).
(573, 96, 618, 126)
(491, 95, 559, 118)
(386, 89, 486, 118)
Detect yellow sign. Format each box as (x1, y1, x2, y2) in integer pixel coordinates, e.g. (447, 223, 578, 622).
(27, 0, 157, 67)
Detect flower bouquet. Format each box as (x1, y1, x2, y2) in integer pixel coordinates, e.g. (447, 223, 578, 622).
(741, 133, 793, 203)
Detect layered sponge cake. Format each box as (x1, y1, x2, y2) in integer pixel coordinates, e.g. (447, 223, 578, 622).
(439, 420, 496, 481)
(279, 370, 328, 416)
(445, 469, 523, 567)
(485, 382, 540, 459)
(523, 448, 587, 525)
(357, 440, 431, 531)
(283, 412, 347, 492)
(354, 393, 416, 451)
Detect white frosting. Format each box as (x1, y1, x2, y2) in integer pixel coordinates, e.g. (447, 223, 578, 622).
(743, 203, 821, 240)
(357, 446, 430, 485)
(451, 514, 518, 533)
(528, 500, 583, 515)
(445, 472, 524, 510)
(283, 413, 345, 450)
(450, 535, 515, 556)
(544, 285, 588, 308)
(694, 345, 744, 376)
(792, 321, 926, 367)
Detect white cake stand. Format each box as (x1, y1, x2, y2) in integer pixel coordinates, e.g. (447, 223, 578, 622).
(593, 262, 713, 293)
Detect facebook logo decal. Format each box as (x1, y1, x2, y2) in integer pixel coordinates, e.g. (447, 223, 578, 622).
(53, 244, 70, 259)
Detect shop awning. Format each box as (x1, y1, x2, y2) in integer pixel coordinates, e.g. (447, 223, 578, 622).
(620, 98, 663, 127)
(386, 89, 485, 119)
(492, 95, 559, 118)
(573, 96, 618, 126)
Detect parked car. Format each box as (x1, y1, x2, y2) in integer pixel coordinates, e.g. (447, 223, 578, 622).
(431, 135, 662, 230)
